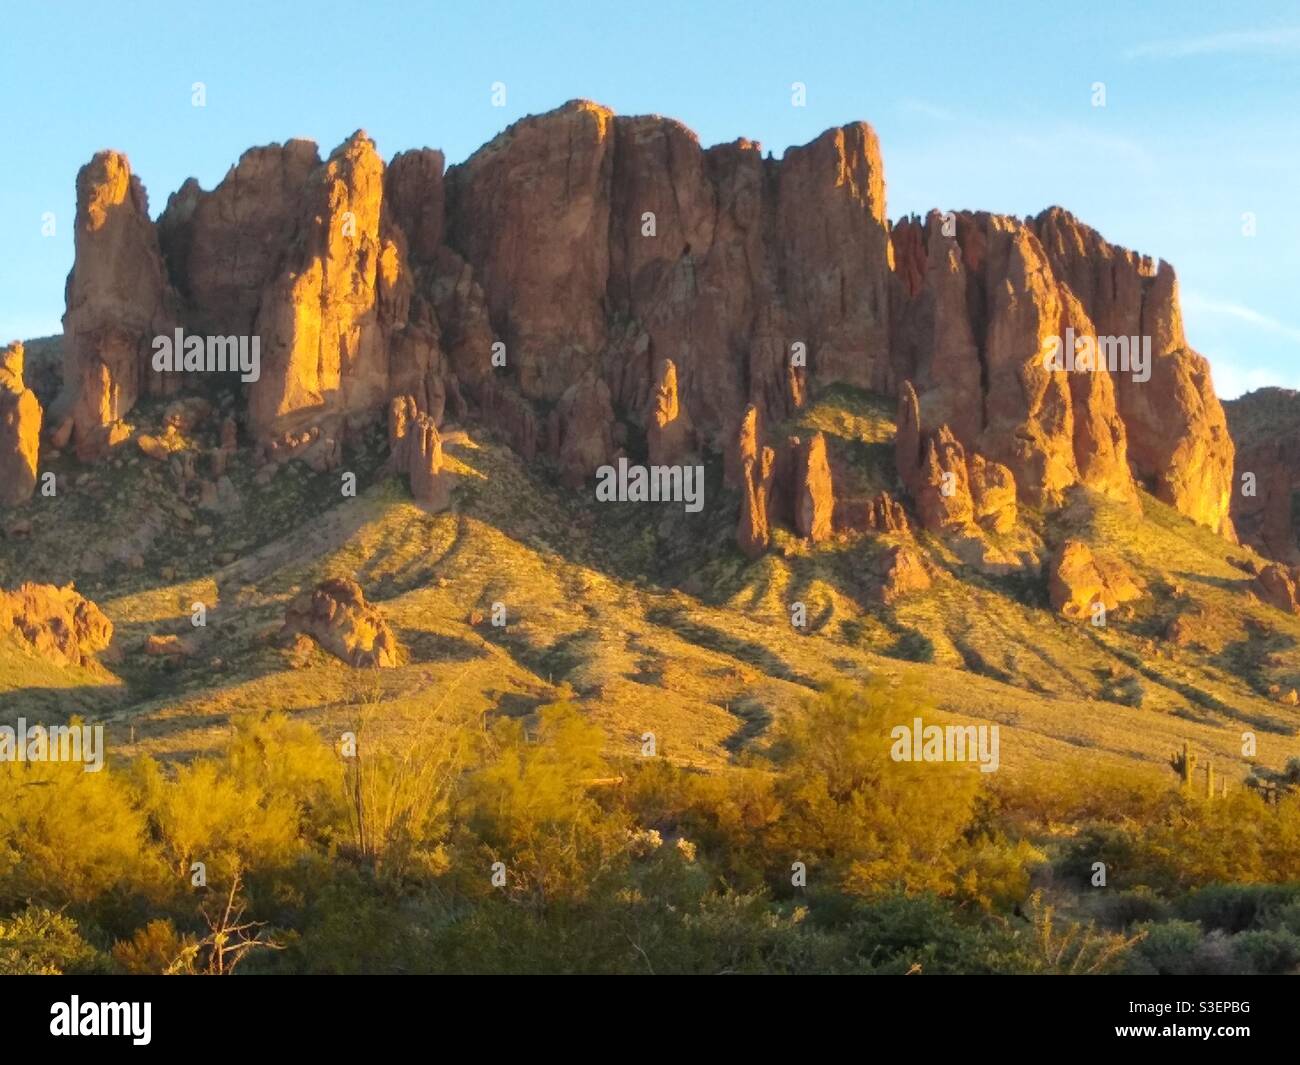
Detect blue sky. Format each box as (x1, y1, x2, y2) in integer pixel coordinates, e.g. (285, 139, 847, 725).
(3, 0, 1297, 398)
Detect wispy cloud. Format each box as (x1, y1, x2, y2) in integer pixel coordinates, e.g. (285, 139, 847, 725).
(1007, 125, 1158, 179)
(1182, 292, 1300, 344)
(897, 98, 955, 122)
(1125, 26, 1300, 60)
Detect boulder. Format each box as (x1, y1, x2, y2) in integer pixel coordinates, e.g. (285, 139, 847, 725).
(143, 633, 192, 657)
(0, 583, 113, 665)
(280, 577, 400, 668)
(1252, 562, 1300, 615)
(874, 544, 932, 603)
(1048, 540, 1142, 619)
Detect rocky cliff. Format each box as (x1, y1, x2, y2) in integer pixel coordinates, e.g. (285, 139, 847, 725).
(26, 100, 1237, 556)
(1225, 388, 1300, 563)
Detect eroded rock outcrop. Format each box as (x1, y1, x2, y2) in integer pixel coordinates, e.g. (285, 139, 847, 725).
(968, 454, 1017, 534)
(839, 490, 909, 535)
(733, 405, 774, 558)
(60, 151, 176, 459)
(645, 358, 694, 466)
(54, 103, 1235, 555)
(0, 342, 42, 505)
(447, 101, 614, 403)
(0, 583, 113, 665)
(729, 406, 840, 554)
(1034, 208, 1233, 535)
(874, 544, 932, 603)
(250, 132, 398, 441)
(1048, 540, 1142, 619)
(159, 141, 320, 335)
(737, 444, 776, 560)
(895, 381, 975, 532)
(388, 394, 453, 510)
(280, 577, 400, 667)
(792, 433, 834, 542)
(777, 124, 893, 395)
(892, 207, 1230, 538)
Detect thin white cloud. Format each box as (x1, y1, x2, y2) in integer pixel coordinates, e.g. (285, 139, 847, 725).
(898, 98, 955, 122)
(1007, 125, 1158, 179)
(1126, 26, 1300, 60)
(1182, 292, 1300, 344)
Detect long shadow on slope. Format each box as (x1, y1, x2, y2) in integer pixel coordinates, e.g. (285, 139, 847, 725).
(0, 427, 393, 607)
(350, 511, 472, 598)
(1216, 628, 1300, 697)
(721, 695, 773, 753)
(101, 600, 290, 706)
(0, 683, 126, 718)
(643, 605, 821, 689)
(1083, 627, 1294, 734)
(475, 626, 591, 688)
(1170, 569, 1257, 595)
(393, 626, 488, 666)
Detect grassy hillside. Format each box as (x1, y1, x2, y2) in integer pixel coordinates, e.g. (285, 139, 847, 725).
(4, 385, 1299, 794)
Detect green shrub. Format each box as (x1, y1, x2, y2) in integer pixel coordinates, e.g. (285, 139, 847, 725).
(1127, 920, 1204, 975)
(1231, 928, 1300, 974)
(0, 906, 106, 975)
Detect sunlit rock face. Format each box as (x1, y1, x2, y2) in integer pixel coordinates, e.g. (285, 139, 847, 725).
(0, 341, 42, 505)
(890, 206, 1233, 539)
(57, 102, 1234, 548)
(60, 151, 176, 460)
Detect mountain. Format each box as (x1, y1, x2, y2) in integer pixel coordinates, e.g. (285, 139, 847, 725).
(2, 99, 1297, 785)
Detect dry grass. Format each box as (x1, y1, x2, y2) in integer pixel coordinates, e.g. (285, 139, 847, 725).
(3, 387, 1299, 795)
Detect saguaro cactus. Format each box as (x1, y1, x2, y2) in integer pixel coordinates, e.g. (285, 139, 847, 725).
(1170, 742, 1196, 789)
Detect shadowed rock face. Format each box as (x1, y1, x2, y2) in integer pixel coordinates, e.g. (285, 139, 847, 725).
(549, 372, 616, 489)
(55, 101, 1234, 552)
(1225, 389, 1300, 564)
(158, 141, 321, 336)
